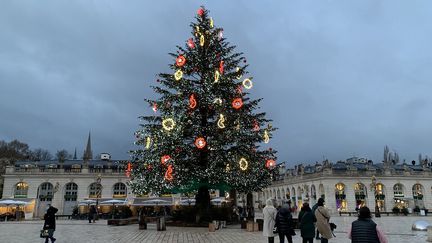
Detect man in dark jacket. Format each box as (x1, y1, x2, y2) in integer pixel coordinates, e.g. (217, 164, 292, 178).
(275, 204, 294, 243)
(43, 205, 58, 243)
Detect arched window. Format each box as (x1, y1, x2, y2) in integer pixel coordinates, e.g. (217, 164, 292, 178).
(319, 184, 325, 199)
(89, 183, 102, 198)
(393, 183, 404, 197)
(375, 183, 386, 211)
(14, 182, 28, 198)
(354, 183, 367, 208)
(286, 188, 290, 200)
(38, 182, 54, 201)
(277, 189, 281, 199)
(335, 183, 347, 211)
(64, 183, 78, 201)
(113, 183, 127, 198)
(311, 185, 317, 200)
(412, 184, 424, 200)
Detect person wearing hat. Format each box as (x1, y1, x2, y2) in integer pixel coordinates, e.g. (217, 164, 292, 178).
(314, 198, 333, 242)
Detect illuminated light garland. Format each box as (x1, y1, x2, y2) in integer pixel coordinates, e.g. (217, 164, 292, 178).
(210, 17, 214, 28)
(236, 67, 242, 79)
(194, 137, 207, 149)
(174, 70, 183, 81)
(152, 103, 157, 112)
(219, 61, 224, 74)
(162, 118, 175, 131)
(145, 137, 151, 149)
(239, 158, 248, 171)
(187, 38, 195, 49)
(217, 114, 225, 128)
(161, 155, 171, 165)
(266, 159, 276, 168)
(189, 94, 197, 109)
(213, 98, 222, 105)
(176, 55, 186, 67)
(214, 70, 220, 83)
(200, 34, 205, 46)
(264, 130, 270, 143)
(232, 98, 243, 110)
(242, 78, 253, 89)
(165, 165, 173, 181)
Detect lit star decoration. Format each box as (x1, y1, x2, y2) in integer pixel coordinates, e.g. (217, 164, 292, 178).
(242, 78, 253, 89)
(266, 159, 276, 168)
(194, 137, 207, 149)
(214, 70, 220, 83)
(264, 130, 270, 143)
(239, 158, 248, 171)
(189, 94, 197, 109)
(162, 118, 175, 131)
(174, 70, 183, 81)
(232, 98, 243, 109)
(161, 155, 171, 165)
(176, 55, 186, 67)
(165, 165, 173, 181)
(217, 114, 225, 128)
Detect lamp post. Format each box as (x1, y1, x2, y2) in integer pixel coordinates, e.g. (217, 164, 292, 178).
(370, 176, 381, 217)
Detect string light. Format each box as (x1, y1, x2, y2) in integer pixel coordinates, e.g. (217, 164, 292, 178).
(264, 130, 270, 143)
(174, 70, 183, 81)
(200, 34, 205, 46)
(162, 118, 175, 131)
(194, 137, 206, 149)
(239, 158, 248, 171)
(217, 114, 225, 128)
(145, 137, 151, 149)
(213, 98, 222, 105)
(214, 70, 220, 83)
(189, 94, 197, 109)
(236, 67, 242, 79)
(242, 78, 253, 89)
(165, 165, 173, 181)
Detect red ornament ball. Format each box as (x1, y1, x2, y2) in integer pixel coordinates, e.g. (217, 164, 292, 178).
(197, 8, 204, 16)
(266, 159, 276, 168)
(187, 38, 195, 49)
(194, 137, 206, 149)
(176, 55, 186, 67)
(232, 98, 243, 110)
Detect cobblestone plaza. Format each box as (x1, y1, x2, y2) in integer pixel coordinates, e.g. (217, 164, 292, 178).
(0, 216, 427, 243)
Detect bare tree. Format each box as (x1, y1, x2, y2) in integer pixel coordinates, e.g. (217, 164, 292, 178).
(55, 150, 71, 162)
(31, 148, 53, 161)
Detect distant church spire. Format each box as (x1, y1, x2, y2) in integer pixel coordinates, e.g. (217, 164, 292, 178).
(73, 147, 77, 160)
(83, 132, 93, 161)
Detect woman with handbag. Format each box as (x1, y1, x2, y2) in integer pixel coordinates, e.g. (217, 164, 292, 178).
(299, 203, 316, 243)
(314, 198, 333, 243)
(43, 205, 58, 243)
(275, 203, 294, 243)
(263, 198, 277, 243)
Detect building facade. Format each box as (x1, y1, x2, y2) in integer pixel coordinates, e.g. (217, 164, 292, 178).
(255, 159, 432, 215)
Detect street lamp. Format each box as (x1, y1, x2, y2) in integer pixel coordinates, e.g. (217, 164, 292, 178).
(370, 176, 381, 217)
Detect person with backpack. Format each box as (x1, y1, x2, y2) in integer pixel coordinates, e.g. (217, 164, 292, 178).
(299, 203, 317, 243)
(43, 205, 58, 243)
(348, 206, 388, 243)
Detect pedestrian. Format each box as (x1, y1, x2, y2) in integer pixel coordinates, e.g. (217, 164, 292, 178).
(275, 203, 294, 243)
(312, 199, 321, 240)
(299, 203, 316, 243)
(43, 205, 58, 243)
(314, 198, 333, 243)
(263, 198, 277, 243)
(348, 206, 388, 243)
(88, 205, 96, 223)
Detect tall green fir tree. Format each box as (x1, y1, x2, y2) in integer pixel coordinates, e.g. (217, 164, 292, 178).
(128, 7, 278, 198)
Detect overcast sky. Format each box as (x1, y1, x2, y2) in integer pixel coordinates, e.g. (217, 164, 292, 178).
(1, 1, 432, 166)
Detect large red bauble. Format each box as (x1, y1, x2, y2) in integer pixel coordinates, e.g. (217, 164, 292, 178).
(266, 159, 276, 168)
(176, 55, 186, 67)
(232, 98, 243, 110)
(194, 137, 206, 149)
(197, 8, 204, 16)
(187, 38, 195, 49)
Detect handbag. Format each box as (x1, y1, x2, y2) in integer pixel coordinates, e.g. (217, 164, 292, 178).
(273, 226, 278, 234)
(40, 229, 49, 238)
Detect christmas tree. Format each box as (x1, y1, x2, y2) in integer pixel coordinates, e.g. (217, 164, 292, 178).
(129, 7, 277, 202)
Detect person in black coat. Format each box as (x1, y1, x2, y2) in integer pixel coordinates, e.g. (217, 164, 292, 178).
(275, 204, 294, 243)
(89, 205, 97, 223)
(43, 205, 58, 243)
